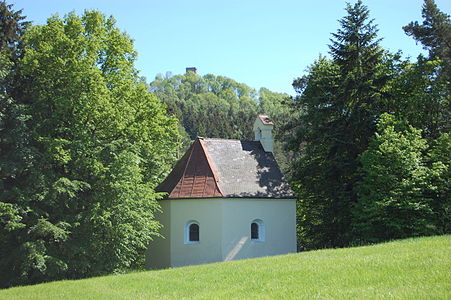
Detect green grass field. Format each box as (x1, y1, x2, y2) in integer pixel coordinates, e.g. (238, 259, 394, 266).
(1, 235, 449, 299)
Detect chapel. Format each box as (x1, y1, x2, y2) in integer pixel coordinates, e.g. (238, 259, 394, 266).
(146, 115, 296, 269)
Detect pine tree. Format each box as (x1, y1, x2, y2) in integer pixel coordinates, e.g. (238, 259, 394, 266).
(403, 0, 450, 136)
(403, 0, 451, 66)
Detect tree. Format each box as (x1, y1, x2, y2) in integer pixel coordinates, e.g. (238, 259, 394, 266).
(403, 0, 451, 67)
(0, 2, 33, 285)
(258, 88, 290, 121)
(0, 0, 29, 59)
(0, 0, 30, 192)
(401, 0, 451, 137)
(150, 72, 259, 143)
(287, 1, 393, 249)
(353, 114, 436, 243)
(425, 132, 450, 234)
(0, 10, 179, 288)
(387, 56, 449, 139)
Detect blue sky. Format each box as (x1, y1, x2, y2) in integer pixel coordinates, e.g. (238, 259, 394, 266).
(11, 0, 451, 95)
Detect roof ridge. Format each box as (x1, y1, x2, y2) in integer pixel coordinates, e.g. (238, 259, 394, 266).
(201, 137, 260, 142)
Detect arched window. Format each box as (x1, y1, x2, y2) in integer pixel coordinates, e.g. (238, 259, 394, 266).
(251, 222, 259, 239)
(250, 219, 265, 242)
(189, 223, 199, 242)
(184, 221, 200, 244)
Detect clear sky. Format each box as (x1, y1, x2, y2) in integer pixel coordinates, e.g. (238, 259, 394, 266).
(10, 0, 451, 95)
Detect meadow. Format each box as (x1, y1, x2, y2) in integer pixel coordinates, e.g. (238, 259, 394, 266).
(1, 235, 449, 299)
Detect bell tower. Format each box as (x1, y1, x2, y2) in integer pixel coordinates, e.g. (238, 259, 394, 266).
(253, 115, 274, 153)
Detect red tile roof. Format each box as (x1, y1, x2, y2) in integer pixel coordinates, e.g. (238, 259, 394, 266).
(157, 139, 223, 198)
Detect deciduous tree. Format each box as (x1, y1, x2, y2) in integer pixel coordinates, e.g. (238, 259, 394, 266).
(353, 114, 435, 242)
(0, 10, 179, 287)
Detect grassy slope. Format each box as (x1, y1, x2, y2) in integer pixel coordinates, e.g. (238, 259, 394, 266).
(1, 235, 449, 299)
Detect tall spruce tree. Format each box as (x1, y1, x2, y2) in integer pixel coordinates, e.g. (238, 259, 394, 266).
(288, 1, 391, 249)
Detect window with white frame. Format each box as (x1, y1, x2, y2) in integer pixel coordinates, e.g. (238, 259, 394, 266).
(184, 221, 200, 244)
(250, 219, 265, 242)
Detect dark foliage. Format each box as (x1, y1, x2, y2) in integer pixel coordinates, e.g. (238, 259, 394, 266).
(287, 1, 392, 249)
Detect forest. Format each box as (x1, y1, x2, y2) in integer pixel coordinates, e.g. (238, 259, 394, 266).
(0, 0, 449, 288)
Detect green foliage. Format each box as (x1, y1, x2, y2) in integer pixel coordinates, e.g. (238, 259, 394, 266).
(258, 88, 290, 122)
(387, 56, 450, 138)
(401, 0, 450, 136)
(1, 0, 448, 288)
(258, 88, 293, 170)
(0, 10, 179, 288)
(425, 132, 450, 233)
(403, 0, 451, 106)
(0, 0, 29, 59)
(0, 3, 35, 287)
(150, 72, 259, 146)
(350, 0, 450, 243)
(287, 1, 392, 249)
(353, 114, 436, 242)
(0, 1, 30, 192)
(286, 0, 450, 250)
(403, 0, 451, 65)
(0, 236, 449, 299)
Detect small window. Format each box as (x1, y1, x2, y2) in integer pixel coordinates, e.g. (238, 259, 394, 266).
(184, 221, 200, 244)
(251, 222, 259, 239)
(189, 223, 199, 242)
(250, 219, 265, 242)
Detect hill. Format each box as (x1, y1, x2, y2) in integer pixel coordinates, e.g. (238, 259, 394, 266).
(0, 235, 449, 299)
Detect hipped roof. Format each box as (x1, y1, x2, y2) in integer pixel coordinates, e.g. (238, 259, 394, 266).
(157, 137, 294, 199)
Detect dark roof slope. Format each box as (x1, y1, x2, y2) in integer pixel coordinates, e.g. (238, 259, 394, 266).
(201, 138, 293, 198)
(157, 137, 294, 199)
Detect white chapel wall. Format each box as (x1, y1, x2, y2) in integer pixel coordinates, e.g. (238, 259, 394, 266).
(147, 198, 296, 269)
(221, 198, 296, 261)
(169, 199, 223, 267)
(146, 200, 171, 269)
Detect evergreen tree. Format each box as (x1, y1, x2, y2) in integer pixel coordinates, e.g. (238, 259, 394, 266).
(288, 1, 392, 249)
(402, 0, 450, 136)
(403, 0, 451, 67)
(0, 2, 33, 282)
(0, 1, 29, 59)
(350, 0, 450, 243)
(0, 0, 30, 189)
